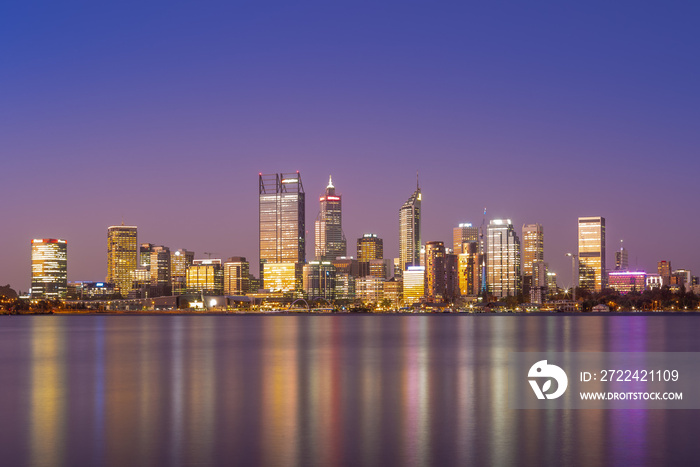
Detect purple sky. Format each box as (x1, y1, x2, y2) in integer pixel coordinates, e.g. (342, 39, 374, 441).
(2, 1, 699, 292)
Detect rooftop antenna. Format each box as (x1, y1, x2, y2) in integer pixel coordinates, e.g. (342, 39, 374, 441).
(416, 171, 420, 190)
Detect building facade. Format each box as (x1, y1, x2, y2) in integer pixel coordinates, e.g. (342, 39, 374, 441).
(186, 259, 224, 295)
(357, 234, 383, 262)
(171, 249, 194, 295)
(259, 172, 305, 286)
(578, 216, 606, 292)
(314, 176, 346, 261)
(608, 271, 646, 294)
(107, 225, 138, 296)
(453, 223, 479, 254)
(522, 223, 544, 295)
(402, 266, 425, 306)
(425, 241, 446, 302)
(302, 261, 336, 299)
(398, 183, 421, 274)
(458, 242, 482, 297)
(31, 238, 68, 299)
(486, 219, 521, 298)
(224, 257, 250, 295)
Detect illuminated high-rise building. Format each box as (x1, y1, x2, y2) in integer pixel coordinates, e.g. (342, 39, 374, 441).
(357, 234, 383, 262)
(150, 246, 171, 296)
(615, 241, 628, 271)
(486, 219, 521, 298)
(530, 261, 547, 304)
(315, 176, 346, 261)
(107, 225, 137, 295)
(31, 238, 67, 299)
(658, 260, 672, 286)
(140, 243, 155, 268)
(403, 266, 425, 306)
(302, 261, 336, 299)
(522, 223, 544, 295)
(453, 223, 478, 254)
(171, 249, 194, 295)
(259, 172, 305, 287)
(399, 180, 421, 273)
(578, 216, 606, 292)
(425, 241, 446, 302)
(224, 257, 250, 295)
(186, 259, 223, 295)
(458, 242, 482, 296)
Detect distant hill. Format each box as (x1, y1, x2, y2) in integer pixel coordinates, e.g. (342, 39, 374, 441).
(0, 285, 18, 299)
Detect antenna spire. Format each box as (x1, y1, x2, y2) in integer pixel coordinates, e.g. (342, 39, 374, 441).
(327, 175, 334, 189)
(416, 171, 419, 190)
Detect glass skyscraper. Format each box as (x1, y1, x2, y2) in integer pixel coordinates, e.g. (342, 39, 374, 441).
(578, 216, 606, 292)
(107, 225, 137, 295)
(314, 176, 346, 261)
(31, 238, 67, 299)
(399, 182, 421, 274)
(453, 223, 478, 254)
(259, 172, 305, 287)
(486, 219, 521, 298)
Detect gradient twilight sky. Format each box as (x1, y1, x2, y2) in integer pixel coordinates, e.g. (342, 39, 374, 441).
(2, 1, 699, 292)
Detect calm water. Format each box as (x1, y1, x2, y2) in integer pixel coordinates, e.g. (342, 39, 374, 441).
(1, 314, 699, 467)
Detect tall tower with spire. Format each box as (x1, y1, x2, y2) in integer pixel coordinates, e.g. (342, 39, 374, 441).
(315, 175, 346, 260)
(399, 175, 422, 274)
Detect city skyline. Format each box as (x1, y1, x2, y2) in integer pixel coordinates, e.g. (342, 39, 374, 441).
(2, 2, 699, 291)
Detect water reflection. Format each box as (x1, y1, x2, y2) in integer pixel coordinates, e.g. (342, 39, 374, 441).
(0, 315, 696, 466)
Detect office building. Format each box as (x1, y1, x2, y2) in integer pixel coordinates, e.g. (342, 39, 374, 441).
(425, 241, 446, 302)
(150, 245, 171, 296)
(398, 181, 421, 273)
(171, 249, 194, 295)
(224, 257, 250, 295)
(30, 238, 67, 299)
(107, 225, 138, 295)
(355, 276, 384, 303)
(608, 271, 646, 294)
(578, 217, 606, 292)
(186, 259, 224, 295)
(368, 259, 389, 279)
(547, 271, 558, 294)
(615, 241, 628, 271)
(263, 262, 303, 295)
(658, 261, 672, 286)
(522, 224, 544, 295)
(383, 278, 402, 308)
(140, 243, 155, 268)
(530, 261, 547, 304)
(302, 261, 336, 299)
(453, 223, 478, 254)
(259, 172, 305, 286)
(458, 242, 482, 296)
(486, 219, 521, 298)
(403, 266, 425, 306)
(357, 234, 383, 262)
(314, 176, 346, 261)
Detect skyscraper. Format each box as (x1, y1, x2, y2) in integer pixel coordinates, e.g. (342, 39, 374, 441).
(486, 219, 521, 298)
(578, 216, 606, 292)
(658, 260, 672, 286)
(458, 242, 482, 297)
(399, 180, 421, 274)
(522, 224, 544, 295)
(259, 172, 305, 287)
(150, 245, 171, 296)
(315, 176, 346, 261)
(187, 259, 224, 295)
(171, 249, 194, 295)
(453, 223, 478, 254)
(107, 225, 137, 295)
(31, 238, 67, 299)
(425, 241, 446, 302)
(357, 234, 384, 262)
(224, 257, 250, 295)
(615, 240, 628, 270)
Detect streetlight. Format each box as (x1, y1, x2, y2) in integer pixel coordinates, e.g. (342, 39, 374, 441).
(566, 253, 578, 302)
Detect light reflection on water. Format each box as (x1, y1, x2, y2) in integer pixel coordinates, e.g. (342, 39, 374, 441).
(0, 315, 699, 466)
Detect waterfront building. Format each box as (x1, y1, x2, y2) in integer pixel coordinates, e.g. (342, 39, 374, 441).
(357, 234, 383, 262)
(368, 259, 389, 279)
(486, 219, 521, 298)
(383, 278, 403, 308)
(314, 176, 346, 261)
(608, 271, 646, 294)
(224, 257, 250, 295)
(393, 258, 401, 279)
(646, 274, 662, 289)
(355, 276, 384, 303)
(171, 249, 194, 295)
(403, 266, 425, 306)
(615, 241, 628, 270)
(302, 261, 336, 299)
(398, 181, 421, 273)
(259, 172, 305, 286)
(335, 273, 356, 299)
(262, 262, 303, 295)
(458, 242, 482, 296)
(67, 281, 115, 300)
(671, 269, 692, 289)
(130, 267, 151, 298)
(332, 258, 360, 277)
(149, 246, 171, 297)
(658, 261, 672, 286)
(530, 261, 547, 304)
(546, 271, 558, 294)
(445, 253, 459, 302)
(425, 241, 446, 302)
(578, 217, 606, 292)
(107, 225, 138, 296)
(186, 259, 224, 295)
(30, 238, 67, 299)
(453, 223, 479, 254)
(522, 224, 544, 295)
